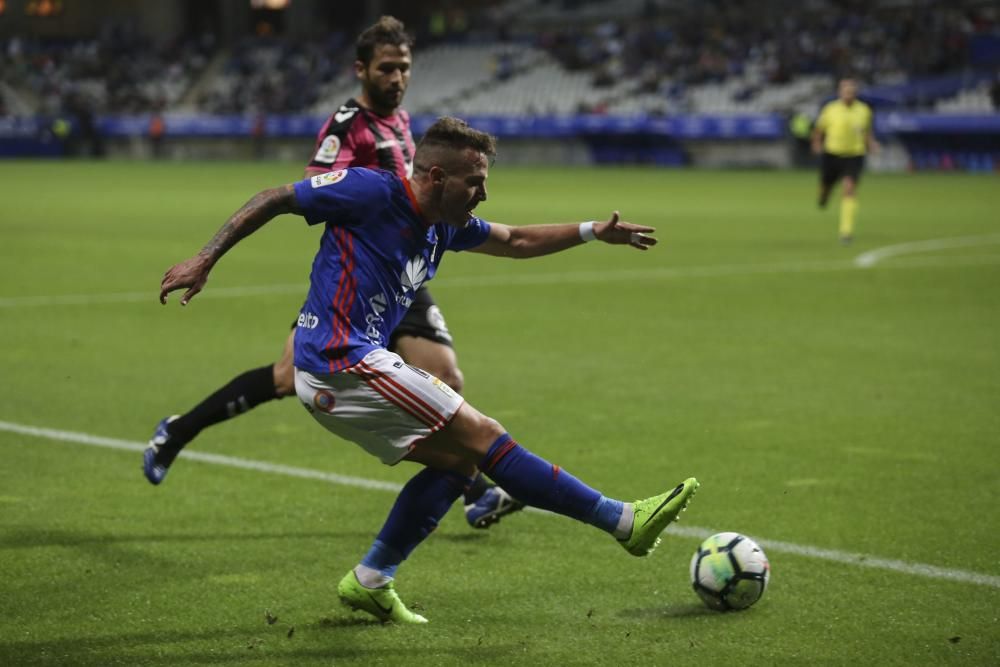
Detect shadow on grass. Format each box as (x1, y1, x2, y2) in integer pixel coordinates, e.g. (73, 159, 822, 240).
(0, 526, 378, 585)
(0, 527, 375, 550)
(0, 618, 525, 666)
(617, 602, 718, 619)
(432, 532, 491, 544)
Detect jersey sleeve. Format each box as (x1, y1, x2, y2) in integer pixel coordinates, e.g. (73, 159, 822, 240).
(293, 168, 390, 227)
(446, 217, 492, 252)
(307, 104, 362, 172)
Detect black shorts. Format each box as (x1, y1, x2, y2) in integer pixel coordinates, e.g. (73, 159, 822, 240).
(388, 286, 454, 350)
(821, 153, 865, 187)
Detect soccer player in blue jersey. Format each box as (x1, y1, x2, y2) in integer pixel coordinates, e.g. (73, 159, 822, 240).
(159, 117, 699, 624)
(144, 16, 522, 528)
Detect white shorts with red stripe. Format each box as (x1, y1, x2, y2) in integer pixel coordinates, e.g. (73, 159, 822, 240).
(294, 348, 464, 465)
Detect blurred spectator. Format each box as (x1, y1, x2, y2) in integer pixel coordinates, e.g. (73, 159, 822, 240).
(195, 34, 345, 114)
(0, 25, 214, 116)
(788, 109, 813, 167)
(536, 0, 993, 102)
(148, 107, 165, 158)
(1, 2, 995, 118)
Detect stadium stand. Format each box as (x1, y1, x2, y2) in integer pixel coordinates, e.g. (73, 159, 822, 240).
(4, 1, 996, 118)
(196, 33, 348, 114)
(1, 0, 997, 169)
(935, 82, 995, 112)
(0, 27, 216, 115)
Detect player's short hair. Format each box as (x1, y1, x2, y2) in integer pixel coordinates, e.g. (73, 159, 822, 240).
(356, 16, 414, 65)
(415, 117, 497, 168)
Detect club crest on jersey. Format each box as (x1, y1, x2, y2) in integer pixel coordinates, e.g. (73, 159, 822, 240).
(310, 169, 347, 188)
(313, 390, 336, 413)
(314, 135, 341, 164)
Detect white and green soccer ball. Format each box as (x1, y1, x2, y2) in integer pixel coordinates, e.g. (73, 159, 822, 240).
(690, 532, 770, 611)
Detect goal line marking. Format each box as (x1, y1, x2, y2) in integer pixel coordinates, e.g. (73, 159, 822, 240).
(2, 419, 997, 590)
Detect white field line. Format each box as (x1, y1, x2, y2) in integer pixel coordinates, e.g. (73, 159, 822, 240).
(3, 252, 1000, 309)
(2, 419, 998, 590)
(854, 233, 1000, 268)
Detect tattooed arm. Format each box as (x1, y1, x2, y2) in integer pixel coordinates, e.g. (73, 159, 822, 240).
(160, 185, 299, 305)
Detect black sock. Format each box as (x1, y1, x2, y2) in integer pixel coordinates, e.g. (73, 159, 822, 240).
(168, 365, 280, 447)
(463, 473, 494, 504)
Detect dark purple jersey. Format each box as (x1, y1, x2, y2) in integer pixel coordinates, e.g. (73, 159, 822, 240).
(307, 98, 414, 179)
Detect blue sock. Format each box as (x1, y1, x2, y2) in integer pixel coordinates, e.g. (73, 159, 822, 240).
(589, 495, 625, 534)
(361, 467, 470, 578)
(480, 433, 622, 532)
(360, 540, 405, 579)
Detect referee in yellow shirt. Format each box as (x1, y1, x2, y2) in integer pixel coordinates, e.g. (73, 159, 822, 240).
(812, 78, 880, 244)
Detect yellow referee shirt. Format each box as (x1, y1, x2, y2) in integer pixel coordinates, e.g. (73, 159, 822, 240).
(815, 99, 873, 157)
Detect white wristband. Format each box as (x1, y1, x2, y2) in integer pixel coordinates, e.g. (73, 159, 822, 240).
(579, 221, 597, 242)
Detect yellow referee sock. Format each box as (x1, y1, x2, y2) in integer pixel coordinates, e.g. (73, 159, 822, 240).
(839, 196, 858, 240)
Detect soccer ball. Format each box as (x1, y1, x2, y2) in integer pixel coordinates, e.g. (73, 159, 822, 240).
(690, 532, 770, 611)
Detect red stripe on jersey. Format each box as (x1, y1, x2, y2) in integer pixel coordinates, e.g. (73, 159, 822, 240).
(402, 178, 430, 227)
(552, 464, 561, 480)
(325, 226, 357, 372)
(323, 228, 347, 370)
(333, 229, 358, 372)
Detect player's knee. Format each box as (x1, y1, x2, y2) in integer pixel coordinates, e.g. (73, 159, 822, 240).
(452, 405, 505, 442)
(474, 413, 505, 443)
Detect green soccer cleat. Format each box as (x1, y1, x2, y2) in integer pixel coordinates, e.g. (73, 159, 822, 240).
(337, 571, 428, 624)
(619, 477, 700, 557)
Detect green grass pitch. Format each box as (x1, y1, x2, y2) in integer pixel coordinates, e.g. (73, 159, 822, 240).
(0, 160, 998, 666)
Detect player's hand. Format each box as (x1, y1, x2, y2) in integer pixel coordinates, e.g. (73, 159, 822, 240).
(160, 254, 213, 305)
(594, 211, 657, 250)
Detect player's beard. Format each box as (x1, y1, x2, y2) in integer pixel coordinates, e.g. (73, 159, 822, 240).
(366, 83, 404, 115)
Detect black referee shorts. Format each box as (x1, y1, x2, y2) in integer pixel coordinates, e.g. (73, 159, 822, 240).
(821, 153, 865, 187)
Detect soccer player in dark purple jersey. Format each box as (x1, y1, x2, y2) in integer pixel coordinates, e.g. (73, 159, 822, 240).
(159, 116, 699, 624)
(145, 16, 522, 528)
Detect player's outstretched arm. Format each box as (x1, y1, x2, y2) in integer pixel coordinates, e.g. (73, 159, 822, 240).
(160, 185, 299, 306)
(473, 211, 656, 259)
